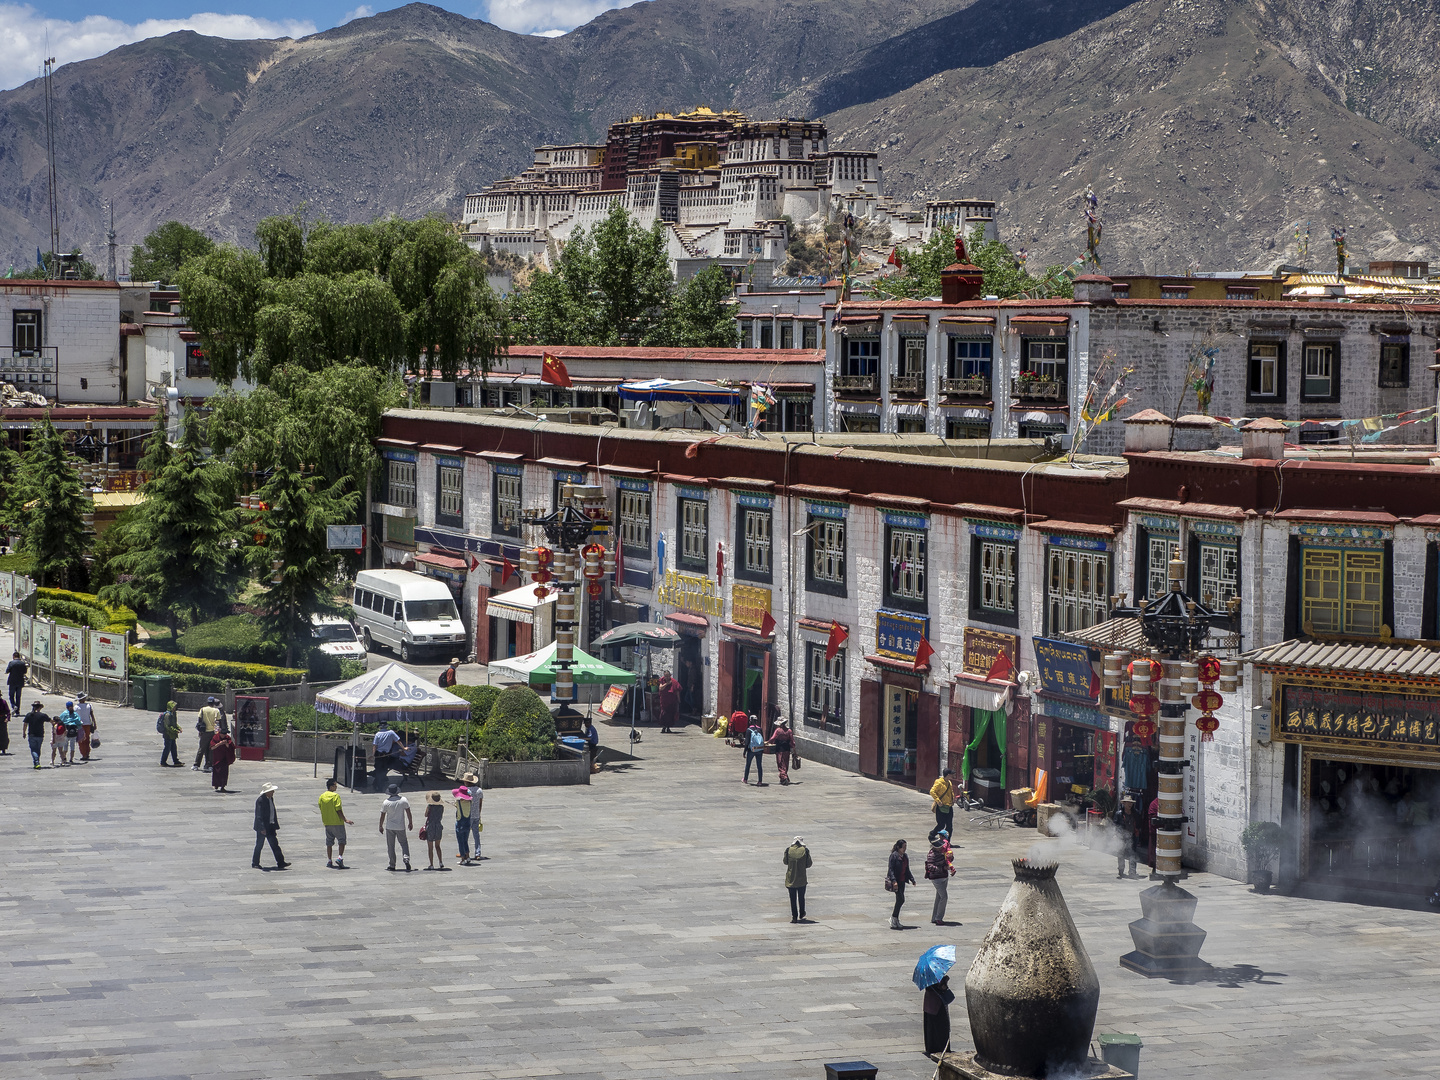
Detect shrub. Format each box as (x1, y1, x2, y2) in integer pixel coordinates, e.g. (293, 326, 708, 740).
(33, 587, 136, 634)
(179, 616, 285, 665)
(450, 683, 500, 720)
(1241, 821, 1285, 866)
(338, 658, 368, 681)
(0, 552, 34, 575)
(475, 684, 556, 762)
(129, 647, 305, 687)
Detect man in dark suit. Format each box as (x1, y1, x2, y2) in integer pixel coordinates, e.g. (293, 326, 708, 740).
(252, 783, 289, 869)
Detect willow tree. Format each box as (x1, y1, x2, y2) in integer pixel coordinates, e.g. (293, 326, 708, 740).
(175, 246, 267, 383)
(250, 271, 404, 382)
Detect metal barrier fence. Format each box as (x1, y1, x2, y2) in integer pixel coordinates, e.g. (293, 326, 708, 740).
(3, 571, 131, 704)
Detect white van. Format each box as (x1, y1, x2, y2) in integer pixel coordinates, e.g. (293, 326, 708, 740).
(351, 569, 466, 662)
(310, 614, 367, 661)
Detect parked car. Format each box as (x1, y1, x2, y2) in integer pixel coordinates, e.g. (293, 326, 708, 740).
(350, 569, 466, 662)
(310, 614, 367, 661)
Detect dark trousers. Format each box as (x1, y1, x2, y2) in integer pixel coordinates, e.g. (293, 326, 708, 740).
(929, 806, 953, 841)
(0, 722, 8, 753)
(252, 829, 285, 867)
(371, 754, 398, 789)
(892, 882, 906, 919)
(161, 738, 179, 766)
(28, 733, 43, 765)
(744, 750, 764, 784)
(788, 886, 807, 920)
(194, 734, 212, 769)
(7, 682, 20, 712)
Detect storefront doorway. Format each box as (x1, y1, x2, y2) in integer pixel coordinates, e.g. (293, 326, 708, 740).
(678, 636, 704, 717)
(733, 645, 767, 719)
(885, 684, 919, 785)
(488, 616, 518, 661)
(1304, 755, 1440, 899)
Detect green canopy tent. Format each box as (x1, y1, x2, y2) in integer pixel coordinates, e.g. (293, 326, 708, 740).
(486, 641, 637, 687)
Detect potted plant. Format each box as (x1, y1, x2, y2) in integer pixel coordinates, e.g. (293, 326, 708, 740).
(1241, 821, 1284, 891)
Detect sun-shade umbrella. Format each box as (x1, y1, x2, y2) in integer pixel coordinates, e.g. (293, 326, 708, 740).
(315, 662, 472, 725)
(913, 944, 957, 990)
(487, 641, 637, 686)
(590, 621, 682, 649)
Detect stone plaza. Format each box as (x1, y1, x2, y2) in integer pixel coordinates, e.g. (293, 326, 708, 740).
(3, 674, 1438, 1080)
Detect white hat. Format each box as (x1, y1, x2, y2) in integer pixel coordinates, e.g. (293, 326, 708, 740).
(260, 783, 279, 795)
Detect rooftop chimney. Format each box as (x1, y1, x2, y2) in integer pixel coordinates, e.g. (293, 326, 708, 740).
(941, 235, 985, 304)
(1172, 414, 1218, 452)
(1072, 274, 1115, 304)
(1123, 409, 1173, 452)
(1240, 417, 1287, 460)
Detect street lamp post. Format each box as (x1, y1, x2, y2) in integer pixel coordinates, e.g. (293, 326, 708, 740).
(1108, 557, 1238, 980)
(521, 484, 613, 703)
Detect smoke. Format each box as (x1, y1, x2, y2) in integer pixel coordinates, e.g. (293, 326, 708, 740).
(1025, 811, 1077, 864)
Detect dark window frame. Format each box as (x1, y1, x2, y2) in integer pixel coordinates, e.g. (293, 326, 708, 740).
(184, 343, 211, 379)
(1285, 538, 1393, 639)
(1379, 341, 1410, 389)
(883, 524, 928, 614)
(804, 512, 847, 598)
(1042, 544, 1112, 637)
(11, 309, 41, 354)
(435, 462, 464, 530)
(677, 496, 709, 572)
(734, 504, 773, 584)
(1246, 339, 1287, 403)
(969, 533, 1019, 628)
(492, 468, 522, 538)
(803, 641, 846, 733)
(1299, 339, 1342, 403)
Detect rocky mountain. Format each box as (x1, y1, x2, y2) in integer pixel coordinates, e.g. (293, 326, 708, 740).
(1, 0, 1437, 274)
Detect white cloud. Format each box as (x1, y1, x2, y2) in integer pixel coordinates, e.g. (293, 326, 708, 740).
(0, 3, 317, 91)
(530, 27, 566, 37)
(482, 0, 641, 36)
(340, 5, 374, 24)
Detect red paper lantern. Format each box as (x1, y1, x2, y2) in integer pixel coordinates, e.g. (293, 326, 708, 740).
(535, 547, 553, 567)
(1129, 694, 1159, 718)
(1197, 655, 1222, 684)
(1192, 688, 1223, 713)
(533, 585, 550, 600)
(587, 580, 603, 598)
(1131, 719, 1157, 743)
(1196, 715, 1220, 742)
(534, 569, 552, 584)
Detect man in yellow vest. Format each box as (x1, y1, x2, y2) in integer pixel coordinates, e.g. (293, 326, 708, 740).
(929, 768, 956, 842)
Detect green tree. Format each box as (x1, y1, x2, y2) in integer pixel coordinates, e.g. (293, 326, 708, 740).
(656, 265, 739, 347)
(512, 204, 672, 346)
(130, 221, 215, 283)
(877, 226, 1074, 301)
(475, 685, 557, 761)
(12, 418, 90, 588)
(99, 409, 239, 637)
(255, 212, 307, 280)
(246, 429, 359, 666)
(250, 271, 404, 381)
(175, 245, 267, 384)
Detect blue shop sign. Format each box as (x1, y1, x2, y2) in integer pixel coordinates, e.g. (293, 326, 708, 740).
(1033, 636, 1098, 702)
(1040, 696, 1110, 730)
(877, 609, 929, 661)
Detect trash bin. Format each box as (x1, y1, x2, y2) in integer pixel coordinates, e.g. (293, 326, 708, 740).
(131, 681, 146, 711)
(143, 673, 173, 713)
(1098, 1033, 1142, 1077)
(333, 746, 366, 789)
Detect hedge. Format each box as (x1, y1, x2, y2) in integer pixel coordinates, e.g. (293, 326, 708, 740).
(179, 616, 285, 665)
(475, 685, 557, 762)
(267, 704, 474, 752)
(34, 588, 137, 634)
(129, 648, 306, 687)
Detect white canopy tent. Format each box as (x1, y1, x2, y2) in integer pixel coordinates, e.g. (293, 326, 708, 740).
(484, 583, 556, 647)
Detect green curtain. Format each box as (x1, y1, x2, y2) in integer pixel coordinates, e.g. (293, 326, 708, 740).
(961, 709, 993, 785)
(961, 707, 1008, 789)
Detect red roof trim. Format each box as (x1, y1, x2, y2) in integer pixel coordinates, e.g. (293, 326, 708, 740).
(720, 622, 774, 641)
(415, 551, 468, 570)
(665, 612, 709, 629)
(864, 653, 930, 674)
(798, 617, 847, 634)
(1030, 519, 1117, 538)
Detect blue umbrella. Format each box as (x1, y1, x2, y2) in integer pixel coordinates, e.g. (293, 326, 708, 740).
(913, 944, 957, 990)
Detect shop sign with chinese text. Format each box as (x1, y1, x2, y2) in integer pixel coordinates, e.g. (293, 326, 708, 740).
(1033, 637, 1097, 702)
(731, 584, 771, 629)
(963, 627, 1018, 678)
(877, 610, 929, 661)
(658, 570, 724, 617)
(1276, 681, 1440, 755)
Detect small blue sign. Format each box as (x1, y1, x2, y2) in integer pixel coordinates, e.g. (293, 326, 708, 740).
(1032, 637, 1097, 702)
(877, 609, 929, 661)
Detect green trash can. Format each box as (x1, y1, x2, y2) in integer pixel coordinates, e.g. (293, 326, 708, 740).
(131, 681, 146, 711)
(144, 673, 173, 713)
(1098, 1033, 1142, 1078)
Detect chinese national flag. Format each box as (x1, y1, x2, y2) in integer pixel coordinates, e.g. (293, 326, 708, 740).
(825, 620, 848, 662)
(913, 636, 935, 672)
(501, 555, 515, 584)
(985, 651, 1015, 682)
(541, 351, 572, 388)
(759, 610, 777, 638)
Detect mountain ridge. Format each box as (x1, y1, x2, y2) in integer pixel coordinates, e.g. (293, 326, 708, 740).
(1, 0, 1437, 274)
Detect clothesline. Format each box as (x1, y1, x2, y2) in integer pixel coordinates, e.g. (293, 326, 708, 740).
(1209, 404, 1440, 443)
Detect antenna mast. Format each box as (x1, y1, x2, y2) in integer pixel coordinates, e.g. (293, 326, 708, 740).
(43, 52, 60, 279)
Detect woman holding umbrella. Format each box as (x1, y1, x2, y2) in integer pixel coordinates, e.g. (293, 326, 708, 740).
(913, 944, 957, 1057)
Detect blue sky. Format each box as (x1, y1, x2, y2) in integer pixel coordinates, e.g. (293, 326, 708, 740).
(2, 1, 641, 89)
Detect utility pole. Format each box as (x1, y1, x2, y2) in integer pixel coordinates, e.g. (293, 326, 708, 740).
(43, 54, 60, 280)
(106, 201, 117, 282)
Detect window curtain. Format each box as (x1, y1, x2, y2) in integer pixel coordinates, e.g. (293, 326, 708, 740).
(962, 707, 1009, 789)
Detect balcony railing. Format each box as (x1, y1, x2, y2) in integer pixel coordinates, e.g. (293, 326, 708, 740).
(941, 375, 990, 397)
(0, 346, 58, 396)
(834, 374, 877, 394)
(889, 373, 924, 395)
(1011, 377, 1066, 401)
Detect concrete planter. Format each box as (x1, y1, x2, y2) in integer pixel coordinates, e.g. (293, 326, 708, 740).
(477, 752, 590, 788)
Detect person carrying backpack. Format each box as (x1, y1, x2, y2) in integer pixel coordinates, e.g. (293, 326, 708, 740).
(157, 701, 182, 767)
(743, 715, 767, 786)
(57, 702, 81, 765)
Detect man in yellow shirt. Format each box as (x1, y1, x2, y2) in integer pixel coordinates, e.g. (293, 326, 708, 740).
(929, 768, 957, 842)
(319, 778, 354, 869)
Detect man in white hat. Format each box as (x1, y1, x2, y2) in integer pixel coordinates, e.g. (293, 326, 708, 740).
(253, 783, 289, 869)
(1114, 794, 1140, 879)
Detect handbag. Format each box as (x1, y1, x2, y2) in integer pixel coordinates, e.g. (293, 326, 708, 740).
(885, 876, 897, 893)
(91, 737, 101, 748)
(418, 826, 428, 841)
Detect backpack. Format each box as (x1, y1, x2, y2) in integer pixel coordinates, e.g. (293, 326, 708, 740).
(157, 714, 166, 734)
(748, 727, 764, 751)
(63, 715, 80, 736)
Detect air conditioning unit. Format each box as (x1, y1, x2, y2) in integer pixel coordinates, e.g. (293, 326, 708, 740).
(420, 380, 456, 408)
